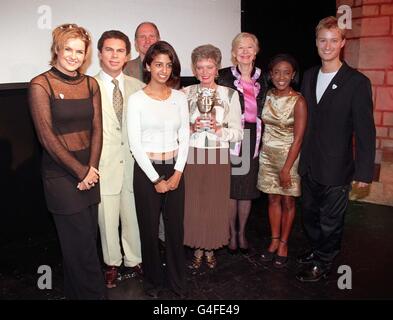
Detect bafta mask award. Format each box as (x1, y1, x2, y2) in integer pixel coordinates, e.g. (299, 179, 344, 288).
(196, 87, 215, 132)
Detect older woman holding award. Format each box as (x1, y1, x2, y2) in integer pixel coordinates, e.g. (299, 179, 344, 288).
(183, 44, 242, 269)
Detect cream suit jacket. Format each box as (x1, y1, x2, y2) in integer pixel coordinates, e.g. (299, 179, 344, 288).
(95, 74, 144, 195)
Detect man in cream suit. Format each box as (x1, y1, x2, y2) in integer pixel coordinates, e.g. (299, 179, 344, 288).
(95, 30, 144, 288)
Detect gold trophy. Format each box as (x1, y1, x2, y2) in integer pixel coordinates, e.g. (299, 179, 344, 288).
(196, 88, 215, 132)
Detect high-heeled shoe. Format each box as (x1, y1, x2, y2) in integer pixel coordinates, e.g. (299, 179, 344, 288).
(189, 254, 203, 269)
(260, 236, 280, 262)
(238, 232, 249, 255)
(273, 239, 288, 269)
(205, 253, 217, 269)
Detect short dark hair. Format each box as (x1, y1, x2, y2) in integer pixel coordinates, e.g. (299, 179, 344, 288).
(143, 41, 181, 88)
(97, 30, 131, 55)
(267, 53, 300, 86)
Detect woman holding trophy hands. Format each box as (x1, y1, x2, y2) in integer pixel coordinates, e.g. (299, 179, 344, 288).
(183, 44, 242, 269)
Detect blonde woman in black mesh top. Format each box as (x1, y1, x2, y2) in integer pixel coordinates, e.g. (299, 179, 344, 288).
(28, 24, 105, 299)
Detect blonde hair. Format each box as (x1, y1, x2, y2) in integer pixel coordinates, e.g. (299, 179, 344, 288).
(191, 44, 222, 75)
(315, 16, 346, 40)
(231, 32, 259, 65)
(50, 23, 91, 67)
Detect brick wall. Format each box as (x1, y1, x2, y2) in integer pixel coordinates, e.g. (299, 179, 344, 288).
(337, 0, 393, 205)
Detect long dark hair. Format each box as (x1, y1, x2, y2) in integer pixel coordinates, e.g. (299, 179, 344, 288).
(143, 41, 181, 88)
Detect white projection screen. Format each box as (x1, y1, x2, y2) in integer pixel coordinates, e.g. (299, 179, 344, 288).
(1, 0, 241, 84)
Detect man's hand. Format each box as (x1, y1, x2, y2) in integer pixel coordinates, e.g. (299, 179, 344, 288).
(352, 181, 370, 189)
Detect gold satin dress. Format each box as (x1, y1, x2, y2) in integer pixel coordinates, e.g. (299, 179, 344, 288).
(257, 90, 301, 196)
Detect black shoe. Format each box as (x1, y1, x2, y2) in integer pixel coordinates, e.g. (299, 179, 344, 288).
(296, 251, 314, 264)
(273, 255, 288, 269)
(120, 263, 143, 279)
(227, 247, 238, 255)
(260, 250, 275, 262)
(239, 248, 249, 255)
(296, 264, 328, 282)
(159, 239, 166, 249)
(260, 236, 280, 262)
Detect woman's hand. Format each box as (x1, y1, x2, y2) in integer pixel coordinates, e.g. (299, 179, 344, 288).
(279, 169, 291, 189)
(167, 171, 182, 191)
(154, 180, 170, 193)
(77, 166, 100, 190)
(192, 117, 221, 134)
(210, 118, 222, 136)
(191, 117, 203, 132)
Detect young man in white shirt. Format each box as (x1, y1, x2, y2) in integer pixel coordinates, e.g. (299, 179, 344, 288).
(297, 17, 375, 282)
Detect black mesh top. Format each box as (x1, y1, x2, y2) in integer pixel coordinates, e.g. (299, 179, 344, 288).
(28, 67, 102, 181)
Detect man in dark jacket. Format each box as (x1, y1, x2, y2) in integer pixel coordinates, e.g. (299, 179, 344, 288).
(297, 16, 376, 282)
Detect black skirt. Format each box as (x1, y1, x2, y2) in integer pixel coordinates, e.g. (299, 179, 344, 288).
(230, 122, 261, 200)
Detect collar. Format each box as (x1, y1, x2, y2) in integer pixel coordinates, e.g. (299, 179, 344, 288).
(50, 66, 82, 81)
(99, 70, 124, 84)
(231, 65, 261, 95)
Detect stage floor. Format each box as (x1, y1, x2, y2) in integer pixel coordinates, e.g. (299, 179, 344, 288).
(1, 197, 392, 300)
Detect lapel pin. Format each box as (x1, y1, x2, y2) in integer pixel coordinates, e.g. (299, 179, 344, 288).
(59, 93, 64, 99)
(332, 84, 337, 90)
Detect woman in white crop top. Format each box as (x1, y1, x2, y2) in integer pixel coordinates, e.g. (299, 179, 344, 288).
(127, 41, 189, 298)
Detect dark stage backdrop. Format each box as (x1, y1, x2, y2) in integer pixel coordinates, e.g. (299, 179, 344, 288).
(242, 1, 336, 89)
(0, 0, 336, 246)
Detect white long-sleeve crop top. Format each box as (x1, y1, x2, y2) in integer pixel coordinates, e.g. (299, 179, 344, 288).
(127, 89, 190, 182)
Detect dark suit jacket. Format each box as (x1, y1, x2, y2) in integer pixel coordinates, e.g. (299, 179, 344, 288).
(299, 62, 376, 186)
(217, 66, 268, 119)
(123, 56, 143, 82)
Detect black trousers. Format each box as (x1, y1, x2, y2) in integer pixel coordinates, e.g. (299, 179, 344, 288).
(133, 161, 186, 293)
(53, 204, 106, 300)
(301, 171, 350, 268)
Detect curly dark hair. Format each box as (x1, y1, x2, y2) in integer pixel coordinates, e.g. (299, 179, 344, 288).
(267, 53, 300, 86)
